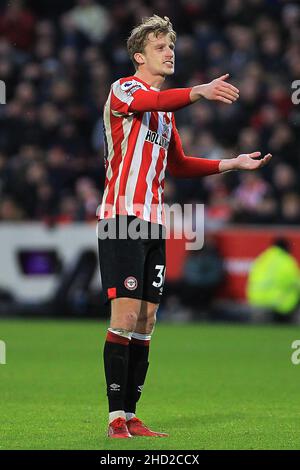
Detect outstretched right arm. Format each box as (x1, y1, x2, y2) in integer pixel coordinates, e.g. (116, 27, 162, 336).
(110, 79, 193, 115)
(110, 75, 239, 115)
(129, 87, 192, 112)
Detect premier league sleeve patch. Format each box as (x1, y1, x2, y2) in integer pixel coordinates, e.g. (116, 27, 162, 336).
(120, 80, 143, 96)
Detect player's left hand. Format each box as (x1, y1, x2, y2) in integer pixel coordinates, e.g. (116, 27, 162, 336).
(193, 73, 239, 104)
(234, 152, 272, 170)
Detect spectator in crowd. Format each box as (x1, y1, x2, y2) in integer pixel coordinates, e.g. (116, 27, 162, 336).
(0, 0, 36, 51)
(63, 0, 111, 44)
(279, 193, 300, 226)
(247, 238, 300, 323)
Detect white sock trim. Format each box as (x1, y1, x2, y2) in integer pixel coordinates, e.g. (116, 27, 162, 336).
(126, 413, 136, 421)
(109, 410, 126, 423)
(108, 328, 133, 340)
(131, 332, 152, 341)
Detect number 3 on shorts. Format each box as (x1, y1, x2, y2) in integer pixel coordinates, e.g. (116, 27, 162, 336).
(152, 265, 166, 288)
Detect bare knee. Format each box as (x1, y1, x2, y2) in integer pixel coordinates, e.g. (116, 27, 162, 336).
(125, 310, 139, 328)
(146, 306, 157, 329)
(136, 302, 158, 334)
(110, 298, 142, 331)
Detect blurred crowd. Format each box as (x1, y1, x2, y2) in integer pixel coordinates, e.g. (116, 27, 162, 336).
(0, 0, 300, 226)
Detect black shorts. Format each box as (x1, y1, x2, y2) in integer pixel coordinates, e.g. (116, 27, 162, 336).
(98, 216, 166, 304)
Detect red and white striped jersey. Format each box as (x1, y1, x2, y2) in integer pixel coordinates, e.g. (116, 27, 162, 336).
(99, 75, 220, 225)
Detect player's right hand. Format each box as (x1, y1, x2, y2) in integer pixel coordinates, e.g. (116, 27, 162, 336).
(191, 74, 239, 104)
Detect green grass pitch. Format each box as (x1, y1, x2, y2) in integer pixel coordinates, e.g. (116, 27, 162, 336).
(0, 319, 300, 450)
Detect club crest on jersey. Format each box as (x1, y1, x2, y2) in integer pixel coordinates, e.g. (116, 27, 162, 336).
(162, 113, 172, 139)
(124, 276, 138, 291)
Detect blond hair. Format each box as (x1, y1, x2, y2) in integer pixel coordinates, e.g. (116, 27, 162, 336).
(127, 15, 176, 70)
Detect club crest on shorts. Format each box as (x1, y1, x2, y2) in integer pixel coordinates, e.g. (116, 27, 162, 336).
(124, 276, 138, 290)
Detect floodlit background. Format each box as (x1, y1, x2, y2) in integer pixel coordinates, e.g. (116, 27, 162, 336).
(0, 0, 300, 450)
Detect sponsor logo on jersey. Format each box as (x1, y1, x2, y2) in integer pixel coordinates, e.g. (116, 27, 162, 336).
(124, 276, 138, 290)
(145, 130, 170, 150)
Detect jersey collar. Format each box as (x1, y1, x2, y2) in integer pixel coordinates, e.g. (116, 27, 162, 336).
(132, 76, 160, 92)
